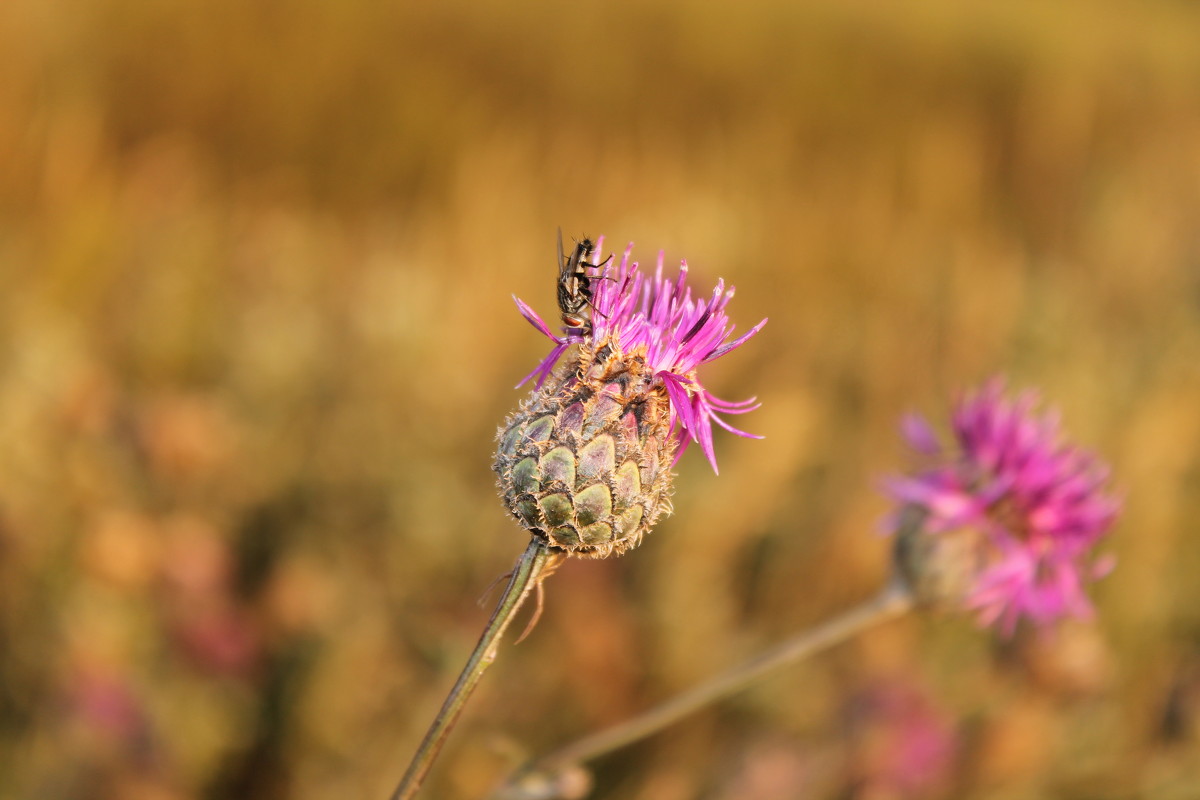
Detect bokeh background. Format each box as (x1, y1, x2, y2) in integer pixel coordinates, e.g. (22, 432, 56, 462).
(2, 1, 1200, 798)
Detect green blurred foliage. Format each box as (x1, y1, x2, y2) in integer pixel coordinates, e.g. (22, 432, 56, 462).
(1, 0, 1199, 798)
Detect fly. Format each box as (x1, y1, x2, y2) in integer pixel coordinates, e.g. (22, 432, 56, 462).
(556, 228, 611, 335)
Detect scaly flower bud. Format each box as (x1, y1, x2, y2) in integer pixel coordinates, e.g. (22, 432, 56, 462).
(495, 238, 766, 558)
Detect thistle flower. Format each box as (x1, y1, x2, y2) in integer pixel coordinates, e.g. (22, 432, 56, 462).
(846, 679, 959, 798)
(883, 378, 1119, 634)
(494, 238, 766, 558)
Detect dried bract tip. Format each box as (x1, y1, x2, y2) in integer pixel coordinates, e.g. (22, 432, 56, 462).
(882, 378, 1120, 634)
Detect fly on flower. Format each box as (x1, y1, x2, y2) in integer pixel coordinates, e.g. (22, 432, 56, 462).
(495, 235, 767, 558)
(882, 379, 1120, 634)
(555, 228, 612, 336)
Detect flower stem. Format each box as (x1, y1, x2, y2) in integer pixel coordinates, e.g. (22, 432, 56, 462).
(495, 580, 914, 799)
(390, 538, 557, 800)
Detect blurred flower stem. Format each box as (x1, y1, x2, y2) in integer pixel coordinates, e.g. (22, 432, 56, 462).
(494, 579, 914, 799)
(391, 539, 558, 800)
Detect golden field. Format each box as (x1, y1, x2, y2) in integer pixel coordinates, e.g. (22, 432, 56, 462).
(1, 1, 1199, 798)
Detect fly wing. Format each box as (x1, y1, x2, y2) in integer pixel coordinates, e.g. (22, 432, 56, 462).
(556, 227, 566, 275)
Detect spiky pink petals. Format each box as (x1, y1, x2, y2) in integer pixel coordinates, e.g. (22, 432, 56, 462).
(883, 378, 1120, 634)
(513, 240, 766, 473)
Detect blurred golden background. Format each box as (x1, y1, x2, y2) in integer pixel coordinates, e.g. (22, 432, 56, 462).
(2, 0, 1199, 798)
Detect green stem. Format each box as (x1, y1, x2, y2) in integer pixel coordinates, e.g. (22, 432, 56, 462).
(496, 581, 914, 799)
(391, 539, 556, 800)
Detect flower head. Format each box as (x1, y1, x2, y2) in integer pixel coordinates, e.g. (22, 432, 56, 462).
(513, 238, 766, 474)
(495, 236, 765, 558)
(883, 378, 1119, 634)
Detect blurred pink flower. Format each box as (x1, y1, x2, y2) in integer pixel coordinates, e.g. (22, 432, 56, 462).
(171, 608, 262, 677)
(883, 378, 1120, 634)
(847, 678, 959, 798)
(68, 667, 148, 745)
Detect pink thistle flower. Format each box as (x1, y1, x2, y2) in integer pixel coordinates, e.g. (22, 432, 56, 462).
(512, 238, 767, 474)
(883, 378, 1120, 634)
(846, 678, 959, 798)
